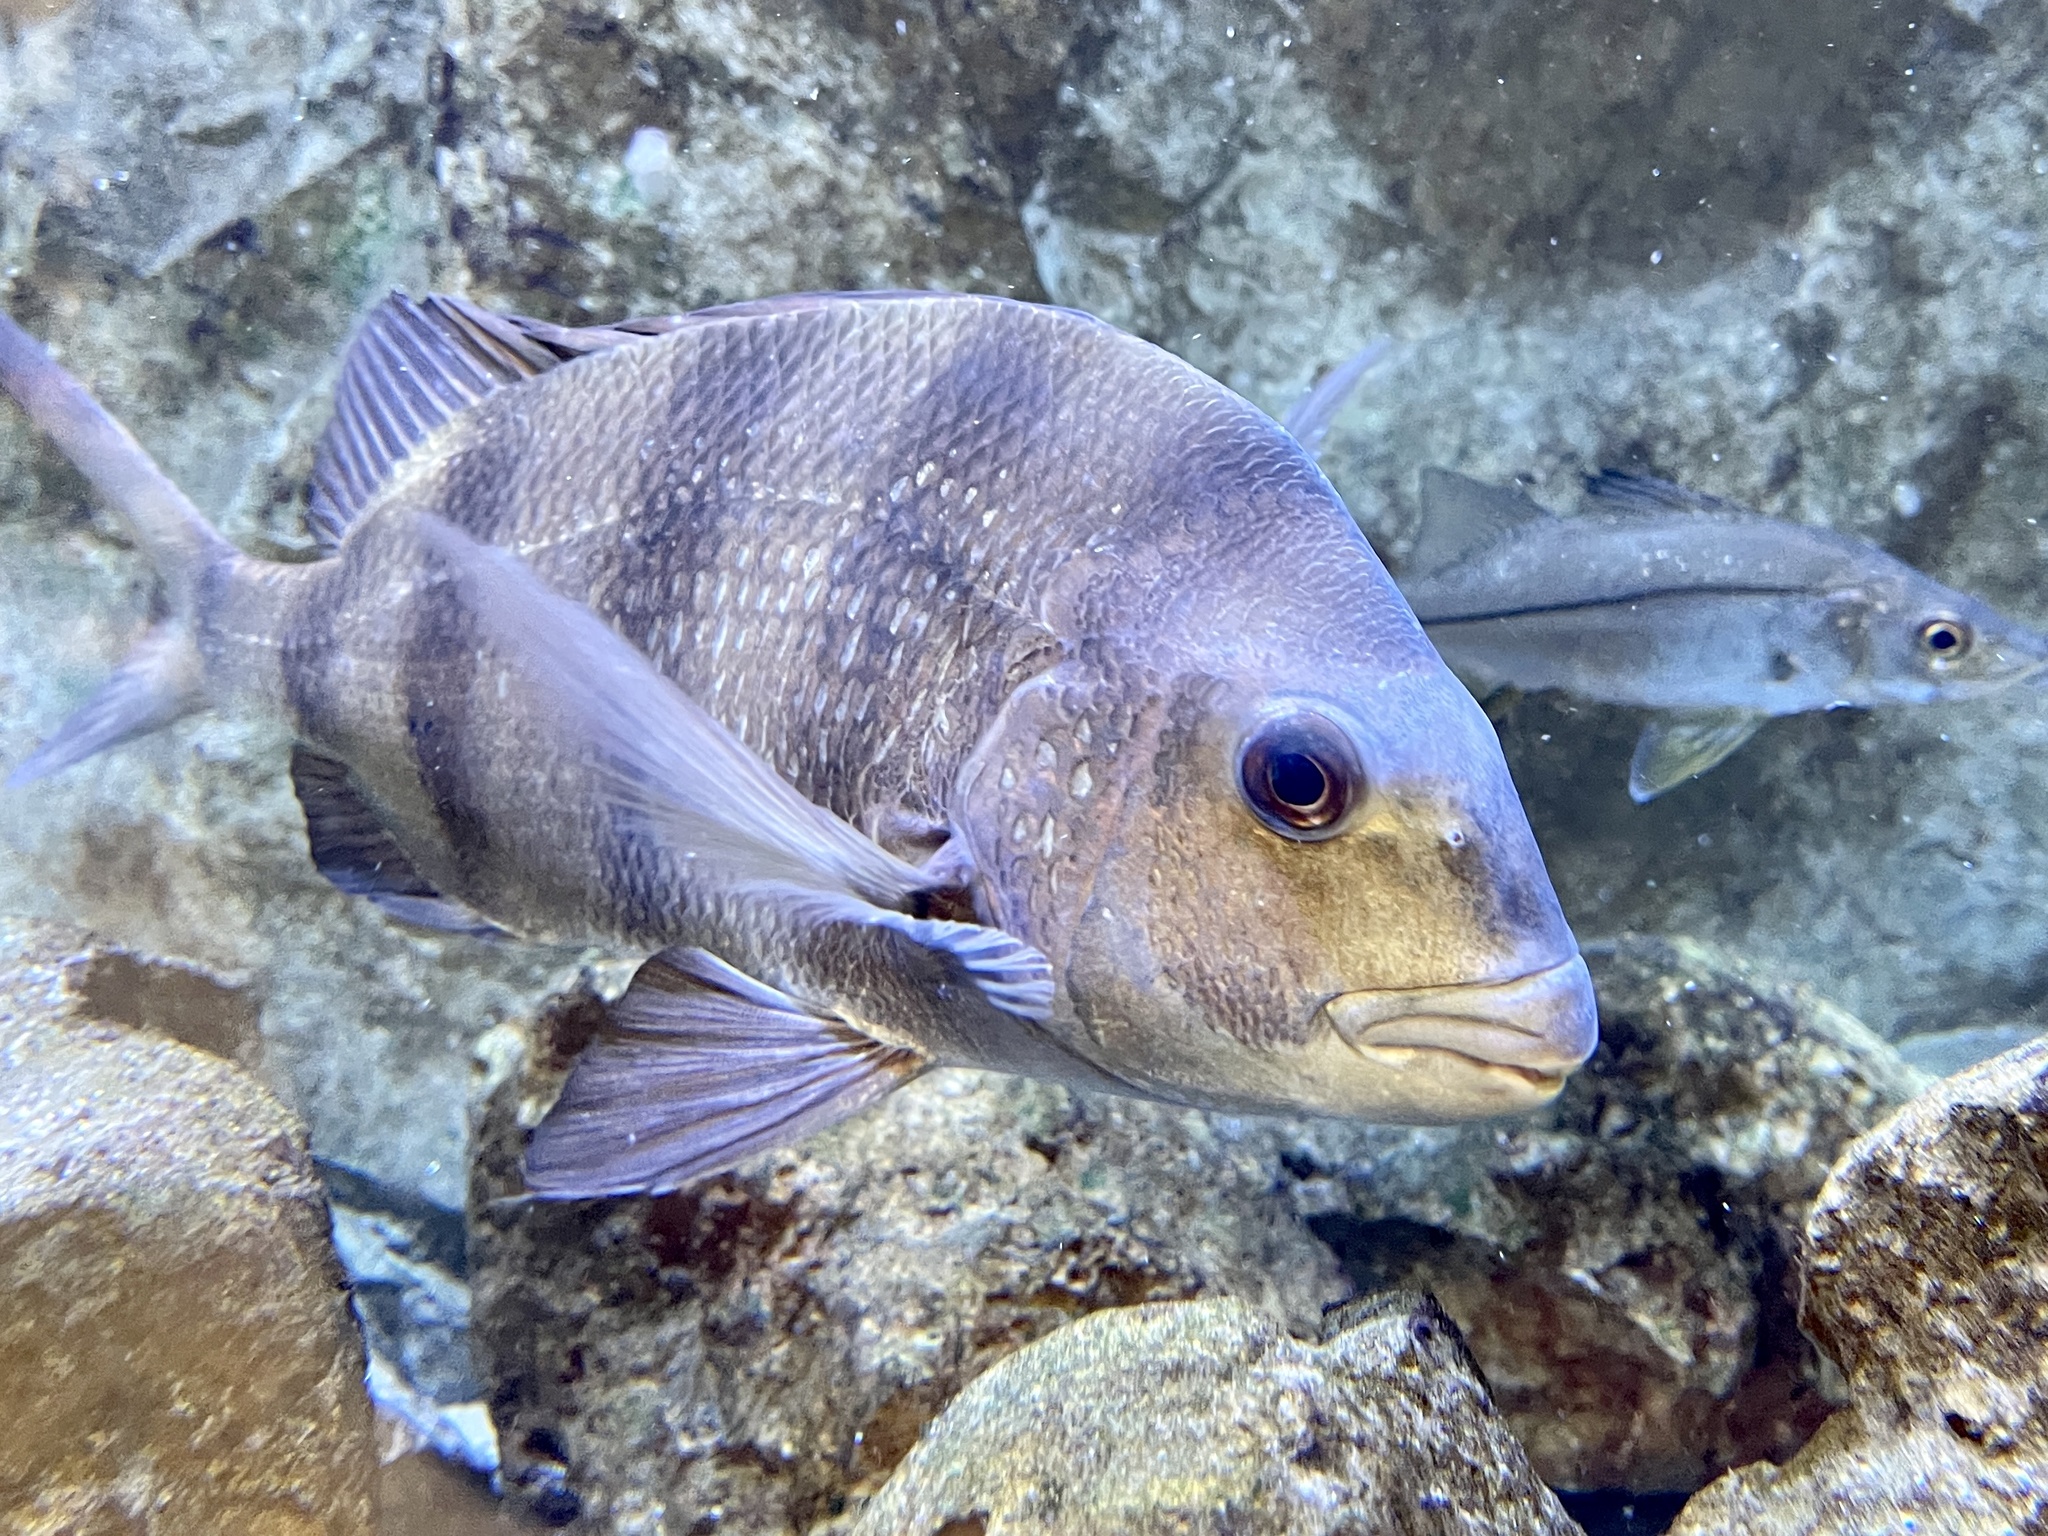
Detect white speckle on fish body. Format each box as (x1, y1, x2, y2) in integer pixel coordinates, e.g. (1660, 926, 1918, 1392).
(1038, 815, 1057, 859)
(1070, 762, 1093, 798)
(1035, 739, 1057, 769)
(915, 460, 937, 488)
(1012, 815, 1030, 844)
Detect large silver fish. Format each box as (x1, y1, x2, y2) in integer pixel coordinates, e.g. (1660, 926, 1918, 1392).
(0, 292, 1596, 1197)
(1400, 469, 2048, 801)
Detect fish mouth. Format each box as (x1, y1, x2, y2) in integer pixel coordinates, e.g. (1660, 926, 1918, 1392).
(1319, 955, 1599, 1113)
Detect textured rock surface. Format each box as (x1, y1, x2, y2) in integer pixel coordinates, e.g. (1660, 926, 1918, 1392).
(1669, 1037, 2048, 1533)
(1284, 936, 1924, 1494)
(468, 936, 1918, 1526)
(849, 1293, 1584, 1536)
(0, 919, 379, 1534)
(469, 987, 1353, 1532)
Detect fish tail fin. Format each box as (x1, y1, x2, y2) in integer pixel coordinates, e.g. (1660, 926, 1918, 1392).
(0, 311, 234, 782)
(7, 623, 207, 787)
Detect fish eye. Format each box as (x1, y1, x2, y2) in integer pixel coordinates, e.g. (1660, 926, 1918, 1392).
(1918, 617, 1971, 662)
(1238, 713, 1360, 840)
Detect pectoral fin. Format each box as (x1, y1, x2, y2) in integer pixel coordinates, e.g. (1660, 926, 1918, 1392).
(1628, 710, 1766, 802)
(523, 947, 928, 1198)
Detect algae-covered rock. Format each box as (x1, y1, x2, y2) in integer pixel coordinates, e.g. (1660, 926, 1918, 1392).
(438, 0, 1067, 319)
(1281, 935, 1925, 1494)
(0, 920, 378, 1535)
(1668, 1036, 2048, 1534)
(850, 1293, 1583, 1536)
(468, 936, 1917, 1524)
(468, 988, 1355, 1532)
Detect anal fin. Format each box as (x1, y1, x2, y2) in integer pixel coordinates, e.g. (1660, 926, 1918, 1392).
(523, 947, 927, 1199)
(1628, 709, 1766, 802)
(289, 747, 502, 936)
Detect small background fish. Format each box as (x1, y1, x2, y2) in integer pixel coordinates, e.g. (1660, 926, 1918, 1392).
(1396, 469, 2048, 800)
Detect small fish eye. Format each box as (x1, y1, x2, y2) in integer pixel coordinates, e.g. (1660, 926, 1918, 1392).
(1239, 713, 1360, 840)
(1918, 617, 1971, 660)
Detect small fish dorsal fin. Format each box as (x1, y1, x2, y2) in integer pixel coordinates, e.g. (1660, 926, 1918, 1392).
(1407, 468, 1554, 577)
(305, 293, 688, 553)
(1584, 469, 1753, 519)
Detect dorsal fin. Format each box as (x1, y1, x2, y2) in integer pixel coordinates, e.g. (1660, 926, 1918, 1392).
(305, 293, 688, 554)
(1584, 469, 1755, 519)
(1281, 336, 1390, 456)
(1407, 467, 1555, 577)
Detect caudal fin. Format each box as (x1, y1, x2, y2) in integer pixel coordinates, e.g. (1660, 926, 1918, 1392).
(0, 311, 227, 780)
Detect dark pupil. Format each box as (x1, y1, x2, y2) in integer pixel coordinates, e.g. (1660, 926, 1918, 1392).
(1927, 625, 1959, 651)
(1268, 751, 1328, 808)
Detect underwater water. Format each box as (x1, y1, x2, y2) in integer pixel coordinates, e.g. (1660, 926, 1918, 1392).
(2, 0, 2047, 1533)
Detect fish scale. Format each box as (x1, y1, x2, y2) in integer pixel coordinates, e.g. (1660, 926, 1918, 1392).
(0, 290, 1598, 1198)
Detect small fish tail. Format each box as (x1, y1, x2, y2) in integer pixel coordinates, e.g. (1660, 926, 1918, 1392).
(1, 310, 236, 784)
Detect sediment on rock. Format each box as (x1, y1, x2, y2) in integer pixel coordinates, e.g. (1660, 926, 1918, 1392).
(1669, 1037, 2048, 1534)
(468, 935, 1920, 1526)
(849, 1292, 1584, 1536)
(0, 919, 379, 1535)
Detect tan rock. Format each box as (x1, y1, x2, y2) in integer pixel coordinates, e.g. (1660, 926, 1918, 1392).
(848, 1292, 1584, 1536)
(1670, 1037, 2048, 1534)
(0, 920, 378, 1536)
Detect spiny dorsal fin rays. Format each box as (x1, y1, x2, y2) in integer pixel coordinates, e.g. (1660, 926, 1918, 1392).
(306, 291, 962, 555)
(1281, 336, 1391, 457)
(413, 513, 933, 909)
(306, 293, 697, 553)
(1408, 468, 1556, 578)
(1584, 469, 1757, 519)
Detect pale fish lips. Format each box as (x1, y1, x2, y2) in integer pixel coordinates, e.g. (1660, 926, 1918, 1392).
(1319, 955, 1600, 1118)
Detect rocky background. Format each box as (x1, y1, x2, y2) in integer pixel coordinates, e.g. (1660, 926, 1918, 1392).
(3, 0, 2047, 1532)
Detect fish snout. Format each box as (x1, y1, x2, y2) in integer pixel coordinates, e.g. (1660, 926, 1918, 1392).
(1319, 955, 1599, 1115)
